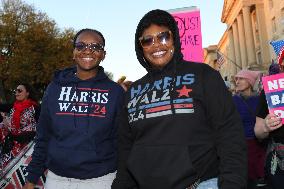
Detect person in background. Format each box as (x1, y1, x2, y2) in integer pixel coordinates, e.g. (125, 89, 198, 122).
(112, 9, 247, 189)
(0, 83, 39, 167)
(232, 70, 267, 188)
(254, 61, 284, 189)
(23, 28, 125, 189)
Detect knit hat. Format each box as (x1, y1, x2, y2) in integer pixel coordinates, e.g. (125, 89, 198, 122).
(234, 70, 260, 87)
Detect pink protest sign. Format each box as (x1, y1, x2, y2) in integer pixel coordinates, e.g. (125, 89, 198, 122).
(262, 73, 284, 123)
(168, 7, 203, 62)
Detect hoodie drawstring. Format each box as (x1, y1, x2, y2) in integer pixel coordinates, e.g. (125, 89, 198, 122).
(72, 81, 97, 152)
(89, 84, 98, 152)
(169, 59, 177, 115)
(73, 82, 78, 129)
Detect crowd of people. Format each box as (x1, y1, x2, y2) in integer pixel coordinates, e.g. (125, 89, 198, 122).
(0, 8, 283, 189)
(225, 60, 284, 189)
(232, 70, 266, 188)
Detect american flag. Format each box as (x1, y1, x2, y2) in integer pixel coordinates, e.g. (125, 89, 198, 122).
(217, 51, 225, 66)
(270, 39, 284, 65)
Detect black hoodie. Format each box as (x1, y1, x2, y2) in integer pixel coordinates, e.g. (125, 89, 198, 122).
(112, 9, 247, 189)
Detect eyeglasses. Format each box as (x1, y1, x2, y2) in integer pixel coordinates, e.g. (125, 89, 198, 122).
(139, 30, 172, 48)
(14, 89, 23, 94)
(74, 42, 104, 52)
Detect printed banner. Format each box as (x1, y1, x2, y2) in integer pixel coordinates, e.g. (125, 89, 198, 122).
(169, 7, 203, 63)
(0, 142, 46, 189)
(262, 73, 284, 124)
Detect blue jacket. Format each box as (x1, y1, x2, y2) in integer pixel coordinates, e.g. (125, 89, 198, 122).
(27, 66, 124, 183)
(233, 94, 259, 139)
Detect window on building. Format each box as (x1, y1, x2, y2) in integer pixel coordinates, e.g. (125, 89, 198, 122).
(272, 17, 277, 33)
(269, 0, 273, 9)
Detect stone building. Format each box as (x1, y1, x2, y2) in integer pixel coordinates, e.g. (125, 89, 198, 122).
(203, 45, 218, 70)
(204, 0, 284, 84)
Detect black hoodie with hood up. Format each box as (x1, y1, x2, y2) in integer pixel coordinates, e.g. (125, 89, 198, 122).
(112, 9, 247, 189)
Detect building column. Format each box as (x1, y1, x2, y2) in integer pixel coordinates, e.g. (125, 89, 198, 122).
(242, 6, 257, 67)
(237, 13, 247, 69)
(255, 3, 271, 66)
(228, 28, 237, 76)
(232, 21, 242, 72)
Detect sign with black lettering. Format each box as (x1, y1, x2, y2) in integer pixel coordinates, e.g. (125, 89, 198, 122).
(168, 7, 203, 62)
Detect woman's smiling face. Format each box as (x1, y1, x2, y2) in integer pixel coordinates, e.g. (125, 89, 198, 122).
(15, 85, 29, 102)
(140, 24, 174, 69)
(73, 31, 105, 73)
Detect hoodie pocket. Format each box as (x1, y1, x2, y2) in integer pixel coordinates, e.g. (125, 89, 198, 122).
(127, 145, 198, 189)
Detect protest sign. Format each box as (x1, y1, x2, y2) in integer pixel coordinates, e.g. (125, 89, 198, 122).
(0, 142, 46, 189)
(168, 7, 203, 63)
(262, 73, 284, 123)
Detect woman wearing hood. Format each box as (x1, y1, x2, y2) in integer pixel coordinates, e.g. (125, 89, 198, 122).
(112, 9, 247, 189)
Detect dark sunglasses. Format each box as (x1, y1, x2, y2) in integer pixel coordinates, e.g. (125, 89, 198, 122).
(74, 42, 104, 52)
(14, 89, 23, 94)
(139, 30, 172, 48)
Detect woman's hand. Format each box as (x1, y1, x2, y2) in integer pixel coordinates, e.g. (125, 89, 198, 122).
(255, 114, 282, 140)
(2, 114, 11, 129)
(264, 113, 282, 132)
(117, 76, 133, 91)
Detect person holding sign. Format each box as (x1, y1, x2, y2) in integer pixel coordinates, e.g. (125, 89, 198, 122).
(112, 9, 247, 189)
(232, 70, 267, 188)
(254, 62, 284, 189)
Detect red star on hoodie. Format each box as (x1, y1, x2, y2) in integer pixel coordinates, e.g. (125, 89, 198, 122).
(176, 85, 192, 97)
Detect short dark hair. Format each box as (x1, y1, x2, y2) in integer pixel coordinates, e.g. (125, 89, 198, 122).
(73, 28, 105, 47)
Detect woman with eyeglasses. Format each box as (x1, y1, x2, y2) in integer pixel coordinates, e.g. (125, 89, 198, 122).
(0, 83, 39, 168)
(112, 9, 247, 189)
(23, 28, 125, 189)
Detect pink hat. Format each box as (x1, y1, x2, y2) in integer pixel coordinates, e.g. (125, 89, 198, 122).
(234, 70, 260, 87)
